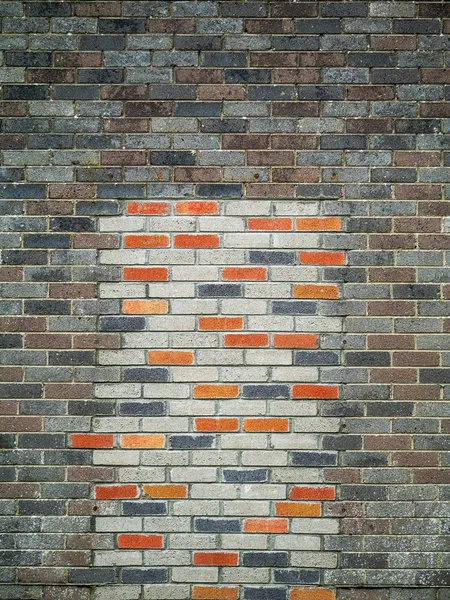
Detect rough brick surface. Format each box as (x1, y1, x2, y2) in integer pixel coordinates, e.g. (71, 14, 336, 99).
(1, 1, 450, 599)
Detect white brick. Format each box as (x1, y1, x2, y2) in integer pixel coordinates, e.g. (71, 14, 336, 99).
(147, 216, 196, 231)
(221, 433, 267, 450)
(197, 349, 244, 365)
(148, 249, 195, 264)
(171, 299, 219, 313)
(292, 519, 339, 534)
(246, 283, 292, 298)
(221, 534, 267, 550)
(122, 332, 169, 348)
(148, 283, 195, 298)
(240, 484, 286, 500)
(99, 250, 146, 264)
(248, 316, 293, 330)
(272, 468, 320, 483)
(171, 333, 219, 348)
(295, 316, 342, 332)
(226, 201, 271, 215)
(169, 400, 216, 416)
(95, 383, 141, 398)
(118, 467, 165, 483)
(221, 299, 267, 314)
(94, 551, 142, 566)
(94, 586, 141, 600)
(169, 534, 216, 550)
(292, 552, 338, 568)
(198, 249, 246, 264)
(100, 217, 143, 232)
(271, 433, 319, 449)
(96, 517, 142, 532)
(147, 317, 196, 332)
(191, 450, 239, 466)
(274, 201, 319, 216)
(99, 283, 146, 298)
(190, 484, 237, 499)
(141, 451, 189, 466)
(93, 450, 139, 465)
(223, 501, 270, 516)
(142, 417, 189, 432)
(219, 400, 267, 416)
(171, 367, 218, 382)
(224, 232, 270, 248)
(221, 567, 269, 583)
(98, 350, 145, 365)
(242, 450, 287, 466)
(198, 217, 245, 231)
(171, 467, 217, 482)
(172, 267, 218, 282)
(269, 400, 317, 416)
(172, 567, 218, 583)
(221, 367, 269, 382)
(246, 350, 292, 365)
(270, 267, 318, 281)
(143, 585, 190, 600)
(143, 517, 191, 532)
(274, 535, 321, 550)
(293, 417, 341, 432)
(143, 550, 190, 565)
(172, 500, 220, 516)
(271, 367, 318, 382)
(93, 417, 139, 432)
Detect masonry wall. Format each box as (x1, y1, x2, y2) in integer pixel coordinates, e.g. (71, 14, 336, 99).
(1, 2, 450, 600)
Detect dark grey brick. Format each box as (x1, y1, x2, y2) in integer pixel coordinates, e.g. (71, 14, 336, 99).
(242, 385, 290, 399)
(243, 552, 288, 568)
(122, 502, 167, 516)
(169, 435, 215, 450)
(223, 469, 268, 483)
(121, 569, 168, 584)
(291, 451, 337, 467)
(197, 284, 242, 298)
(123, 368, 169, 383)
(195, 518, 240, 533)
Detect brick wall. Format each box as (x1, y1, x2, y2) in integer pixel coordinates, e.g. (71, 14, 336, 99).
(1, 1, 450, 599)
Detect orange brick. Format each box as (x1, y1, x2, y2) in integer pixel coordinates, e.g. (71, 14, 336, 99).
(127, 201, 169, 215)
(143, 484, 187, 498)
(248, 217, 292, 230)
(174, 234, 219, 248)
(193, 552, 239, 567)
(292, 385, 339, 399)
(125, 234, 169, 248)
(244, 519, 288, 533)
(123, 267, 168, 281)
(193, 587, 239, 600)
(290, 589, 336, 600)
(294, 285, 339, 299)
(244, 418, 289, 432)
(149, 351, 194, 365)
(199, 317, 243, 330)
(222, 267, 267, 281)
(275, 502, 321, 517)
(122, 300, 168, 314)
(195, 418, 239, 432)
(176, 201, 218, 215)
(194, 384, 239, 399)
(299, 251, 345, 265)
(121, 434, 165, 449)
(71, 434, 113, 449)
(224, 333, 269, 347)
(296, 218, 341, 231)
(289, 486, 336, 501)
(118, 534, 163, 549)
(273, 334, 318, 349)
(95, 485, 138, 500)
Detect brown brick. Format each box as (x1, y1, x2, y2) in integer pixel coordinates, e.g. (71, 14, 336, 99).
(0, 267, 23, 282)
(18, 568, 66, 585)
(198, 85, 246, 100)
(247, 150, 294, 165)
(104, 118, 149, 133)
(368, 335, 415, 350)
(392, 452, 439, 467)
(176, 68, 222, 84)
(369, 268, 416, 283)
(271, 135, 317, 150)
(68, 466, 114, 482)
(413, 470, 450, 484)
(43, 587, 90, 600)
(100, 151, 147, 166)
(420, 103, 450, 118)
(245, 19, 292, 34)
(49, 184, 96, 199)
(223, 135, 270, 150)
(73, 334, 120, 349)
(54, 52, 102, 67)
(369, 234, 416, 250)
(0, 367, 23, 382)
(370, 35, 417, 51)
(75, 2, 122, 16)
(395, 184, 441, 200)
(25, 334, 71, 349)
(0, 102, 27, 117)
(370, 368, 417, 384)
(125, 101, 173, 117)
(270, 3, 318, 17)
(101, 85, 147, 100)
(340, 520, 390, 536)
(0, 134, 26, 149)
(0, 401, 18, 414)
(394, 352, 440, 367)
(347, 86, 395, 101)
(394, 217, 441, 233)
(323, 468, 360, 484)
(393, 384, 440, 400)
(421, 69, 450, 84)
(419, 235, 450, 250)
(364, 435, 411, 450)
(49, 283, 97, 298)
(419, 202, 450, 216)
(272, 102, 319, 117)
(394, 151, 441, 167)
(43, 551, 90, 567)
(273, 69, 320, 84)
(26, 201, 74, 216)
(45, 384, 92, 399)
(0, 483, 39, 498)
(346, 119, 393, 134)
(0, 417, 41, 432)
(250, 52, 298, 68)
(73, 234, 120, 249)
(299, 52, 346, 67)
(0, 317, 45, 332)
(28, 69, 75, 84)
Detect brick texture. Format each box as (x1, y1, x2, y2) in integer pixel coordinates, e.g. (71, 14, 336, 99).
(1, 2, 450, 599)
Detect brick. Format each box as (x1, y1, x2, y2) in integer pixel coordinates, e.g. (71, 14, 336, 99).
(193, 587, 239, 600)
(143, 485, 187, 499)
(118, 534, 163, 549)
(94, 485, 138, 500)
